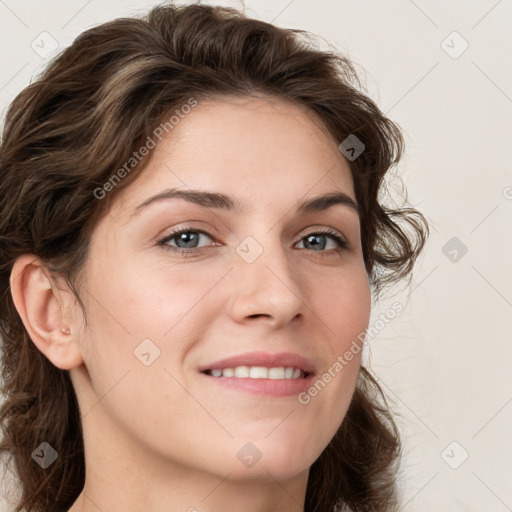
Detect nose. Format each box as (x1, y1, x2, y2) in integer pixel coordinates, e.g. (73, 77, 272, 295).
(226, 235, 306, 328)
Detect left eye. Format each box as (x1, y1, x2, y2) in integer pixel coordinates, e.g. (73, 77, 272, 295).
(296, 232, 346, 251)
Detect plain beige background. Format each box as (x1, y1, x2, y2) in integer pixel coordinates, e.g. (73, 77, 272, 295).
(1, 1, 511, 510)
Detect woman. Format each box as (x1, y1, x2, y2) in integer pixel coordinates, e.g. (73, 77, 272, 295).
(0, 3, 429, 511)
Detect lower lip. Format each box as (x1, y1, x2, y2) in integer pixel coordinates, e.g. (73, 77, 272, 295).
(199, 372, 315, 397)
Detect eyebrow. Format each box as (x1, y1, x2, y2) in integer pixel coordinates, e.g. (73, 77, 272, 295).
(133, 188, 361, 217)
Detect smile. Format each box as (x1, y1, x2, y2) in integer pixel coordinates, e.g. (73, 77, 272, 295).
(203, 366, 306, 379)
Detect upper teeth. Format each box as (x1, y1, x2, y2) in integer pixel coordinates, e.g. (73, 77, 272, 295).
(208, 366, 303, 379)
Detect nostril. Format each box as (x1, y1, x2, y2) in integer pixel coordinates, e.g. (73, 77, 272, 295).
(247, 313, 272, 319)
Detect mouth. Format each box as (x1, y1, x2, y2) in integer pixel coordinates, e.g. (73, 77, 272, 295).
(202, 366, 309, 379)
(198, 352, 315, 397)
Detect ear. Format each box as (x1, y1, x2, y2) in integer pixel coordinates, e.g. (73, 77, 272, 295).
(9, 255, 84, 370)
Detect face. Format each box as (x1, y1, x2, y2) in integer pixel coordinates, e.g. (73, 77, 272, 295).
(69, 95, 371, 484)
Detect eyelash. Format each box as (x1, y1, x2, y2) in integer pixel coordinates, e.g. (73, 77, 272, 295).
(156, 226, 349, 258)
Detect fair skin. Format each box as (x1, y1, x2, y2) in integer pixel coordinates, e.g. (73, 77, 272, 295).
(11, 96, 371, 512)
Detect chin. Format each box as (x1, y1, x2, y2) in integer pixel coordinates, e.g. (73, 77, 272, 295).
(219, 434, 322, 483)
(224, 458, 312, 484)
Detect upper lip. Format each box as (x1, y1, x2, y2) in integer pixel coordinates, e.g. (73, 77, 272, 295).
(199, 351, 316, 375)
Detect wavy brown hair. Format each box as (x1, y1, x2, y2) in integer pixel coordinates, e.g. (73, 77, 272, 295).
(0, 3, 429, 511)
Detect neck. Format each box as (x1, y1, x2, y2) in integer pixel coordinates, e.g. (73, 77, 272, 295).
(67, 392, 309, 512)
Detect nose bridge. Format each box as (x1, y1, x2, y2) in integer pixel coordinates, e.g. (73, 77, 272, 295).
(228, 230, 305, 325)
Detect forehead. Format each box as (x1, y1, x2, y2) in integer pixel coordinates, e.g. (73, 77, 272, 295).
(112, 95, 356, 217)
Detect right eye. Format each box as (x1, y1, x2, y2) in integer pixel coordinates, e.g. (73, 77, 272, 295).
(157, 227, 218, 255)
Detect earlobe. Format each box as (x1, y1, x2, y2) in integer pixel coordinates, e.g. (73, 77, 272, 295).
(9, 255, 84, 370)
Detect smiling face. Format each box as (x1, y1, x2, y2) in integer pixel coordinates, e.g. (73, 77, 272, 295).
(68, 95, 371, 490)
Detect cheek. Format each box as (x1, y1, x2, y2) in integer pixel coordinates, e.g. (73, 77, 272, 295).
(316, 265, 371, 353)
(81, 259, 227, 377)
(303, 268, 370, 412)
(89, 255, 213, 327)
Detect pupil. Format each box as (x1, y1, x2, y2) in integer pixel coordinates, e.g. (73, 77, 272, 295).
(306, 234, 326, 250)
(177, 232, 198, 248)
